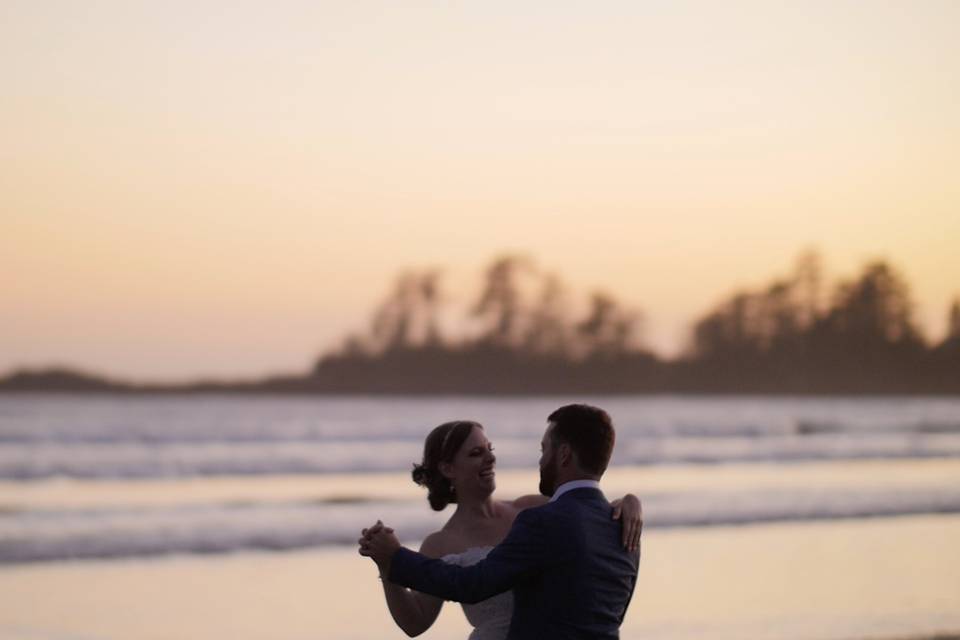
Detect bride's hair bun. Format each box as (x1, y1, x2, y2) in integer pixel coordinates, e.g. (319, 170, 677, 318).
(412, 420, 482, 511)
(411, 463, 431, 486)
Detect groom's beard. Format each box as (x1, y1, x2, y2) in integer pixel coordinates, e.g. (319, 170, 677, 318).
(538, 454, 559, 497)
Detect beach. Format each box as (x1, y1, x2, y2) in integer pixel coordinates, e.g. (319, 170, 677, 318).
(2, 514, 959, 640)
(2, 394, 960, 639)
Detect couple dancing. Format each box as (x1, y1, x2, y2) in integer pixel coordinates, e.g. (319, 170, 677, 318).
(359, 404, 642, 639)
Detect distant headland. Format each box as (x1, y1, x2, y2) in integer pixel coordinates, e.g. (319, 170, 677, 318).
(3, 252, 959, 395)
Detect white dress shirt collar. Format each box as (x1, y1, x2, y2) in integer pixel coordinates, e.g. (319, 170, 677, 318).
(549, 479, 601, 503)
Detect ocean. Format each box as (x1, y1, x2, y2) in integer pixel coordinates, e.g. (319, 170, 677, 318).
(1, 394, 959, 639)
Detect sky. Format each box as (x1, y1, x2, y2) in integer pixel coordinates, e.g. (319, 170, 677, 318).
(2, 1, 959, 381)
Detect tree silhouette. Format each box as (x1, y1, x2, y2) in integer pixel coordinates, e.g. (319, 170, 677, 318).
(948, 299, 960, 342)
(577, 292, 642, 359)
(691, 291, 758, 358)
(522, 273, 572, 357)
(936, 297, 960, 356)
(817, 261, 921, 348)
(792, 249, 823, 328)
(362, 269, 445, 353)
(691, 252, 826, 360)
(471, 255, 535, 348)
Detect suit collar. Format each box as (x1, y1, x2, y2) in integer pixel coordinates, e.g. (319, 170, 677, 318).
(549, 479, 601, 502)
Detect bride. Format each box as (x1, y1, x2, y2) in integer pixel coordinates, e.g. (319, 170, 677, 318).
(363, 420, 641, 639)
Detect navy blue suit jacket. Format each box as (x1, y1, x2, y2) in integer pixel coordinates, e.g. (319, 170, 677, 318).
(389, 488, 640, 639)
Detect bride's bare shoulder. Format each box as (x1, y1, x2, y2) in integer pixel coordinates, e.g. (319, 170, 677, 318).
(418, 529, 458, 558)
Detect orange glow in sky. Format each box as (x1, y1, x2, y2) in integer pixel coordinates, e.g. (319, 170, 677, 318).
(2, 1, 958, 380)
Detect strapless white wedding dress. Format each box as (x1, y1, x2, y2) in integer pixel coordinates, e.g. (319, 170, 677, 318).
(441, 546, 514, 640)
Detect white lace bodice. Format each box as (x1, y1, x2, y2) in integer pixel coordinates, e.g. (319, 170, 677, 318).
(441, 546, 514, 640)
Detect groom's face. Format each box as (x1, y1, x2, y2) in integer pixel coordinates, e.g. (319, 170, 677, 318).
(538, 424, 560, 497)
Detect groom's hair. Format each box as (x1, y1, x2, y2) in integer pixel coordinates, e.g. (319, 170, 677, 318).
(547, 404, 615, 476)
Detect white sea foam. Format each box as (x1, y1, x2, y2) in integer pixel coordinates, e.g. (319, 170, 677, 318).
(3, 432, 960, 479)
(3, 394, 960, 563)
(2, 395, 960, 479)
(2, 485, 959, 563)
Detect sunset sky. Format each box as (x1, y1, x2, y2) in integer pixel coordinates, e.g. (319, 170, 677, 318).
(3, 1, 958, 380)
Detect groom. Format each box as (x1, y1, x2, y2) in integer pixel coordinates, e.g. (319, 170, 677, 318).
(360, 404, 640, 639)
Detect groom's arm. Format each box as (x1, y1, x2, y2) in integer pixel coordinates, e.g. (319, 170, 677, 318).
(389, 507, 557, 604)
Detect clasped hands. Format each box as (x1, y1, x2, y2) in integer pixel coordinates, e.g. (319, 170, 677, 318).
(358, 520, 401, 576)
(358, 494, 640, 577)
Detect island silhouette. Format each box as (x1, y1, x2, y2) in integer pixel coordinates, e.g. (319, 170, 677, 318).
(3, 251, 958, 394)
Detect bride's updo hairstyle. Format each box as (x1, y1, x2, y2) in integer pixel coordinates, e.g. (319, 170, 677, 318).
(412, 420, 481, 511)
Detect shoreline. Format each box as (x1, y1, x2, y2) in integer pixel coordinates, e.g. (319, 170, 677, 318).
(4, 368, 960, 396)
(2, 515, 959, 640)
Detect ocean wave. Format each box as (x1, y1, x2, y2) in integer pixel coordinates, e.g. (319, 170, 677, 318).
(5, 396, 960, 480)
(3, 432, 960, 480)
(2, 487, 959, 563)
(4, 395, 960, 446)
(4, 421, 960, 444)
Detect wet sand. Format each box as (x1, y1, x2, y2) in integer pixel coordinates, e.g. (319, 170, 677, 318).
(2, 514, 959, 640)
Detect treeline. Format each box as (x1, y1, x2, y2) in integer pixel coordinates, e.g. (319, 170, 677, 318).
(338, 256, 643, 360)
(309, 252, 960, 393)
(680, 252, 960, 392)
(310, 255, 654, 393)
(3, 252, 958, 394)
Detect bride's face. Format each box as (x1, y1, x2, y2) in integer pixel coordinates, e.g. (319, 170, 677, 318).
(444, 425, 496, 496)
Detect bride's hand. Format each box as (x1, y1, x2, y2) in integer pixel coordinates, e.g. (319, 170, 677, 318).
(361, 520, 393, 541)
(611, 494, 642, 552)
(359, 520, 394, 553)
(359, 521, 401, 575)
